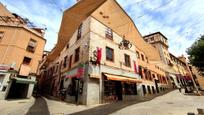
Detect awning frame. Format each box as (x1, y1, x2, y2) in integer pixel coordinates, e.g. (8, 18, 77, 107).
(11, 77, 36, 84)
(104, 73, 142, 83)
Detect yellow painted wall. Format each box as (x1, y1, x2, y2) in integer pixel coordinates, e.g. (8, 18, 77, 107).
(0, 26, 46, 73)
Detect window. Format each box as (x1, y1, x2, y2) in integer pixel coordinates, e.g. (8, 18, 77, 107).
(77, 23, 83, 40)
(105, 27, 113, 40)
(139, 66, 143, 79)
(106, 47, 114, 62)
(22, 57, 31, 65)
(141, 54, 145, 61)
(60, 60, 63, 70)
(66, 43, 69, 49)
(124, 83, 137, 95)
(152, 74, 155, 79)
(147, 85, 151, 94)
(0, 74, 5, 90)
(136, 51, 140, 59)
(157, 75, 160, 83)
(67, 78, 77, 96)
(150, 37, 154, 41)
(148, 71, 152, 81)
(144, 69, 148, 79)
(63, 56, 68, 68)
(142, 85, 146, 95)
(146, 57, 149, 63)
(152, 86, 155, 94)
(124, 54, 131, 67)
(69, 55, 73, 69)
(55, 63, 59, 72)
(0, 31, 4, 41)
(27, 39, 37, 53)
(74, 47, 80, 63)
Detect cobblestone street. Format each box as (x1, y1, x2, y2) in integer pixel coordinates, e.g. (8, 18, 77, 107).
(0, 90, 204, 115)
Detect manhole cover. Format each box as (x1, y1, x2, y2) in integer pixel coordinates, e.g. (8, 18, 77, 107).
(18, 102, 26, 103)
(166, 102, 173, 104)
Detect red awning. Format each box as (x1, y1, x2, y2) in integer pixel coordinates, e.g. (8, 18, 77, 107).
(185, 76, 192, 81)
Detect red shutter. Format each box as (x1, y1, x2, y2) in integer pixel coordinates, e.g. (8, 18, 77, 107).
(133, 61, 138, 74)
(96, 47, 102, 64)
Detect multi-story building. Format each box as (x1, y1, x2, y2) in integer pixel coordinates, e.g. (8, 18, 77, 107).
(144, 32, 195, 90)
(0, 3, 46, 99)
(39, 0, 171, 105)
(144, 32, 170, 65)
(188, 65, 204, 90)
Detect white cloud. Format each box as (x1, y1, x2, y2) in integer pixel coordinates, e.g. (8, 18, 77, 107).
(117, 0, 204, 57)
(1, 0, 75, 51)
(1, 0, 204, 57)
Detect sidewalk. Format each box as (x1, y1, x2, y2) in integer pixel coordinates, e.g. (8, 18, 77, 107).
(45, 90, 173, 115)
(0, 97, 35, 115)
(111, 90, 204, 115)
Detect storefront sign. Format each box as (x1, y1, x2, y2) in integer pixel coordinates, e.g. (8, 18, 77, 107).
(66, 64, 85, 79)
(0, 64, 11, 71)
(184, 76, 192, 81)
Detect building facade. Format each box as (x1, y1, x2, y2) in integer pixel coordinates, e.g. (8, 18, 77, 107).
(189, 65, 204, 90)
(0, 3, 46, 99)
(39, 0, 171, 105)
(144, 32, 195, 90)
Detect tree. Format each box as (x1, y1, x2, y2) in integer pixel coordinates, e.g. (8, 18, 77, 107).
(187, 35, 204, 75)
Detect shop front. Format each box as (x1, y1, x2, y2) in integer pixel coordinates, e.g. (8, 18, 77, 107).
(184, 75, 194, 92)
(103, 73, 141, 103)
(6, 77, 36, 99)
(63, 64, 85, 104)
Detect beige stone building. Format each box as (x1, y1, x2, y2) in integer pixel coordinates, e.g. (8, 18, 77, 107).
(0, 3, 46, 99)
(144, 32, 195, 90)
(189, 65, 204, 90)
(39, 0, 171, 105)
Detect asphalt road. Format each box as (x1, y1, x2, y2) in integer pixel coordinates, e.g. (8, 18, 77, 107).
(26, 97, 50, 115)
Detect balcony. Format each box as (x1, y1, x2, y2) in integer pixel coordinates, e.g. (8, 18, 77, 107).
(167, 60, 173, 66)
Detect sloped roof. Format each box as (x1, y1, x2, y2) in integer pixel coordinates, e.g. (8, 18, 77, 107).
(0, 3, 14, 17)
(47, 0, 161, 62)
(47, 0, 107, 61)
(143, 31, 168, 40)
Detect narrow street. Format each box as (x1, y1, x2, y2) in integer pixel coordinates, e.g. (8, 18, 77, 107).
(0, 90, 204, 115)
(26, 97, 50, 115)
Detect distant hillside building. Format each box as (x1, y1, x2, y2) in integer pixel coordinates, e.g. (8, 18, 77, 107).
(0, 3, 46, 99)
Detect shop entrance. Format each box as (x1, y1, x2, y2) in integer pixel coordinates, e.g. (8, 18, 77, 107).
(7, 81, 29, 99)
(66, 77, 83, 104)
(115, 81, 122, 100)
(104, 79, 122, 102)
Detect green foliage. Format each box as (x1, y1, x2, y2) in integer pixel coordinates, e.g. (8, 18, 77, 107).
(187, 35, 204, 75)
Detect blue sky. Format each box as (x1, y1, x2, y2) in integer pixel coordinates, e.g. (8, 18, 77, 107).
(1, 0, 204, 57)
